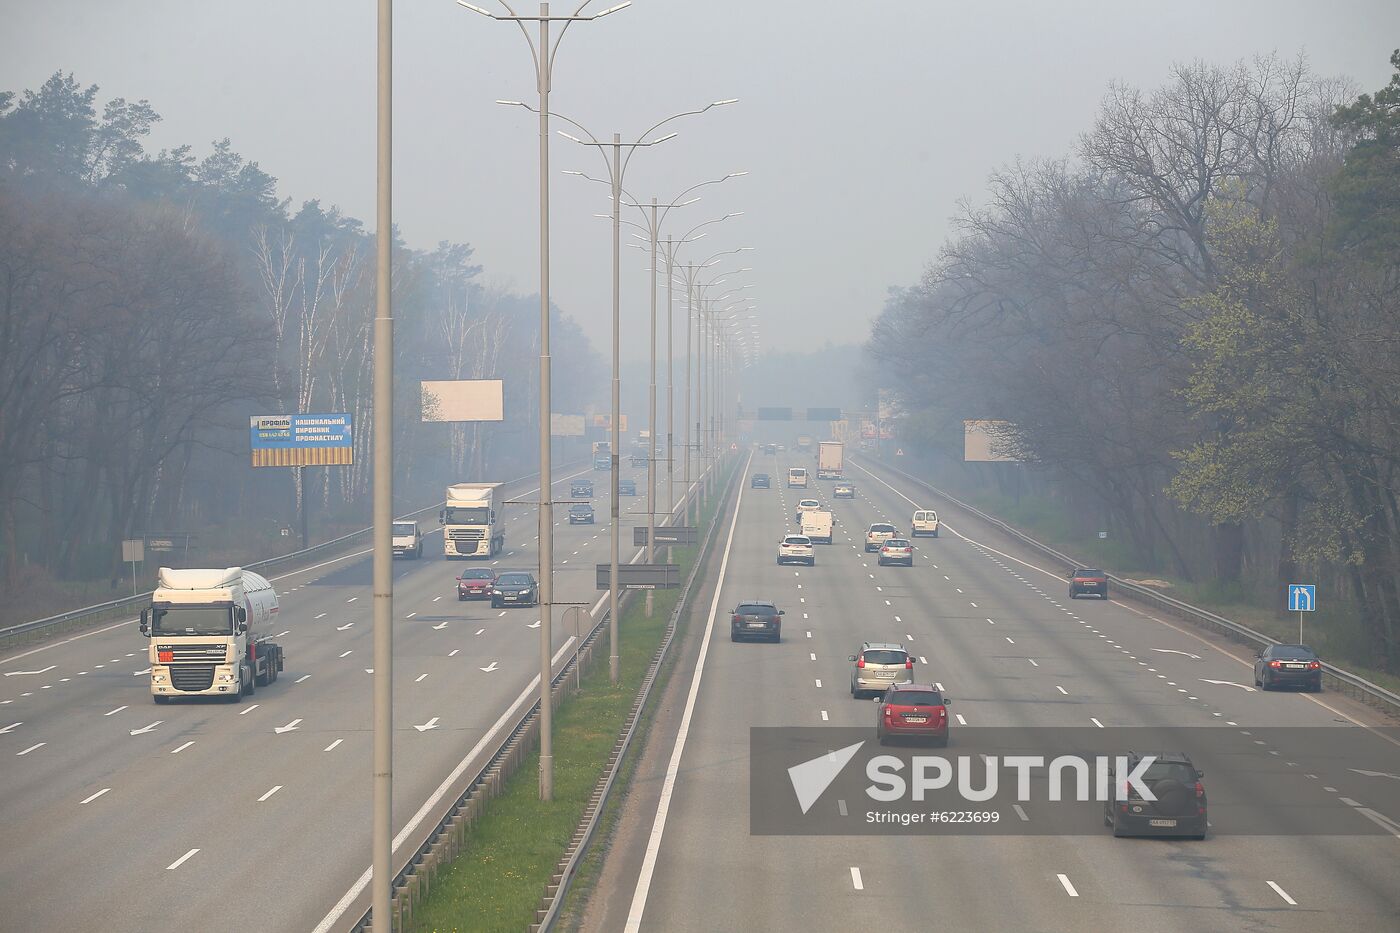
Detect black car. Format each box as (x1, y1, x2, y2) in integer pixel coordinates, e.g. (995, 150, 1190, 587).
(617, 478, 637, 496)
(730, 600, 784, 643)
(1069, 568, 1109, 599)
(751, 473, 770, 489)
(568, 503, 595, 524)
(571, 479, 593, 498)
(1105, 751, 1207, 839)
(1254, 644, 1323, 692)
(491, 571, 539, 608)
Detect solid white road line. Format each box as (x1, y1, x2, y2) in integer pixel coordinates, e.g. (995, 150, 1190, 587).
(239, 703, 259, 715)
(1091, 717, 1104, 728)
(1267, 881, 1297, 905)
(850, 867, 865, 891)
(81, 788, 111, 804)
(166, 848, 199, 870)
(1056, 686, 1068, 695)
(1057, 873, 1079, 897)
(258, 785, 282, 802)
(16, 742, 44, 756)
(296, 674, 311, 684)
(324, 739, 343, 752)
(104, 705, 127, 716)
(624, 460, 748, 933)
(171, 741, 194, 754)
(416, 673, 428, 683)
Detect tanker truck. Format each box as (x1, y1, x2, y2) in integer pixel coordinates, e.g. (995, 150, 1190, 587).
(139, 567, 284, 704)
(440, 482, 505, 558)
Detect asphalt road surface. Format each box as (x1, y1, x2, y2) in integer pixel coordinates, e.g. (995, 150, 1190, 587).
(584, 451, 1400, 933)
(0, 463, 674, 933)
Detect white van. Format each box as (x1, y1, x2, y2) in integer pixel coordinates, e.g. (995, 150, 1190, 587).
(392, 520, 423, 558)
(801, 510, 834, 544)
(911, 510, 940, 538)
(787, 467, 809, 488)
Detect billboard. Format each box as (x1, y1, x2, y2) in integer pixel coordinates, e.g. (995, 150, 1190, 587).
(877, 388, 899, 423)
(591, 413, 629, 432)
(551, 413, 586, 437)
(420, 379, 505, 422)
(250, 414, 354, 467)
(964, 419, 1025, 462)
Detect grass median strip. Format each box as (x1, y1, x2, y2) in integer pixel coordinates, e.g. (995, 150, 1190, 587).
(407, 499, 720, 933)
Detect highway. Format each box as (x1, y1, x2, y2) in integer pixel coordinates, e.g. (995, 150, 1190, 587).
(0, 462, 671, 933)
(584, 449, 1400, 932)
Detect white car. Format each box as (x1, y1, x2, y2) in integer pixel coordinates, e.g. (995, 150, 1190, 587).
(865, 522, 898, 552)
(777, 534, 816, 566)
(911, 509, 940, 538)
(794, 498, 821, 522)
(787, 467, 809, 488)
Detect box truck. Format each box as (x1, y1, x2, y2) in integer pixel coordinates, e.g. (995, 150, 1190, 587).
(817, 441, 844, 480)
(139, 567, 284, 703)
(440, 483, 505, 558)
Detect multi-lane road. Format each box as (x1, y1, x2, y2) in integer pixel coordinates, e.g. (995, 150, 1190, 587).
(0, 463, 670, 933)
(584, 450, 1400, 932)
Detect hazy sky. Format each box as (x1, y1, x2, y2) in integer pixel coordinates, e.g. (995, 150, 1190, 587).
(5, 1, 1398, 364)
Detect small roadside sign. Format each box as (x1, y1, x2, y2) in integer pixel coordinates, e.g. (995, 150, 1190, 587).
(1287, 584, 1316, 612)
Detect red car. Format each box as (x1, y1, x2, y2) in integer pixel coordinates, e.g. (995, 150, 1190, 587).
(876, 683, 951, 746)
(457, 569, 497, 600)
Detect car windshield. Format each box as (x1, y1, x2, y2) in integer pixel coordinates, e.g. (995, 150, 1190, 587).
(497, 574, 532, 586)
(790, 469, 805, 475)
(736, 604, 776, 615)
(1141, 760, 1198, 783)
(151, 604, 232, 636)
(885, 539, 910, 547)
(871, 524, 895, 534)
(459, 570, 494, 580)
(862, 649, 907, 665)
(570, 504, 591, 512)
(889, 690, 942, 706)
(392, 523, 416, 535)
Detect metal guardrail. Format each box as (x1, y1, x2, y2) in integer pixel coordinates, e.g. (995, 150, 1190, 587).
(535, 455, 740, 931)
(0, 464, 567, 645)
(345, 457, 732, 933)
(857, 455, 1400, 718)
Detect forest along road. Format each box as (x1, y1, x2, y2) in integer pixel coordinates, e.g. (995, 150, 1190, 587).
(0, 464, 677, 933)
(580, 453, 1400, 933)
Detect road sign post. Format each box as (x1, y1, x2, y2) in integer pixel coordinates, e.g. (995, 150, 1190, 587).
(121, 539, 144, 598)
(1288, 583, 1316, 644)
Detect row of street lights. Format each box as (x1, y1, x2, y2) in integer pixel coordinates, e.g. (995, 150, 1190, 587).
(369, 0, 761, 925)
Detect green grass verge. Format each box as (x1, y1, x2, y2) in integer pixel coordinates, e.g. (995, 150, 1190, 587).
(407, 468, 734, 932)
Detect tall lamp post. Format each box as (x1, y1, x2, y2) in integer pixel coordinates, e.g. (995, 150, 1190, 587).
(456, 0, 629, 803)
(551, 99, 738, 679)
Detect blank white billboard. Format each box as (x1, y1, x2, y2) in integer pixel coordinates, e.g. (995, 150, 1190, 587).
(421, 380, 505, 422)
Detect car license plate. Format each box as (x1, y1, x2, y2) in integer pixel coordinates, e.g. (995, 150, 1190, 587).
(748, 622, 767, 628)
(1285, 663, 1306, 669)
(1148, 819, 1177, 827)
(904, 716, 927, 723)
(878, 671, 896, 678)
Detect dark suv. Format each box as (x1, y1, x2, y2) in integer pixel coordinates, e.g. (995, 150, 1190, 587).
(730, 600, 783, 643)
(1069, 568, 1109, 599)
(1254, 644, 1323, 692)
(1104, 751, 1207, 839)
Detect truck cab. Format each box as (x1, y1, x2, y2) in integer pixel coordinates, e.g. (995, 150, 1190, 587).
(441, 483, 505, 558)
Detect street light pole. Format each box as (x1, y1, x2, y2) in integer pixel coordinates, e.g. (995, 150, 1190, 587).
(371, 0, 394, 923)
(458, 0, 630, 803)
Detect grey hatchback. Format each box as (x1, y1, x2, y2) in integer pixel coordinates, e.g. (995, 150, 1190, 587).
(849, 642, 914, 698)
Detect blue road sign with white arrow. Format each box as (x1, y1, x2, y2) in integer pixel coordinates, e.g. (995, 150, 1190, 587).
(1288, 584, 1316, 612)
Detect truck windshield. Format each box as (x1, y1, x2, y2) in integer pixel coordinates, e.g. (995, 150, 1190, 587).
(444, 507, 489, 524)
(392, 523, 417, 535)
(152, 605, 232, 636)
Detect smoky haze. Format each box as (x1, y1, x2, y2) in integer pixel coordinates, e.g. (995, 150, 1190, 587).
(4, 0, 1397, 367)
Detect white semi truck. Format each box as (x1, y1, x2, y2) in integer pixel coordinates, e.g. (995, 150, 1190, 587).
(139, 567, 284, 704)
(440, 482, 505, 558)
(817, 440, 844, 480)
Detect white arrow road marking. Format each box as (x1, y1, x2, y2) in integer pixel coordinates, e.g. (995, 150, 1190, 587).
(274, 719, 302, 734)
(414, 717, 440, 732)
(133, 668, 151, 676)
(130, 721, 162, 736)
(1200, 678, 1256, 692)
(1151, 648, 1202, 660)
(432, 621, 448, 630)
(337, 623, 354, 631)
(0, 722, 21, 734)
(1350, 769, 1400, 781)
(480, 661, 499, 673)
(3, 666, 56, 677)
(528, 620, 541, 629)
